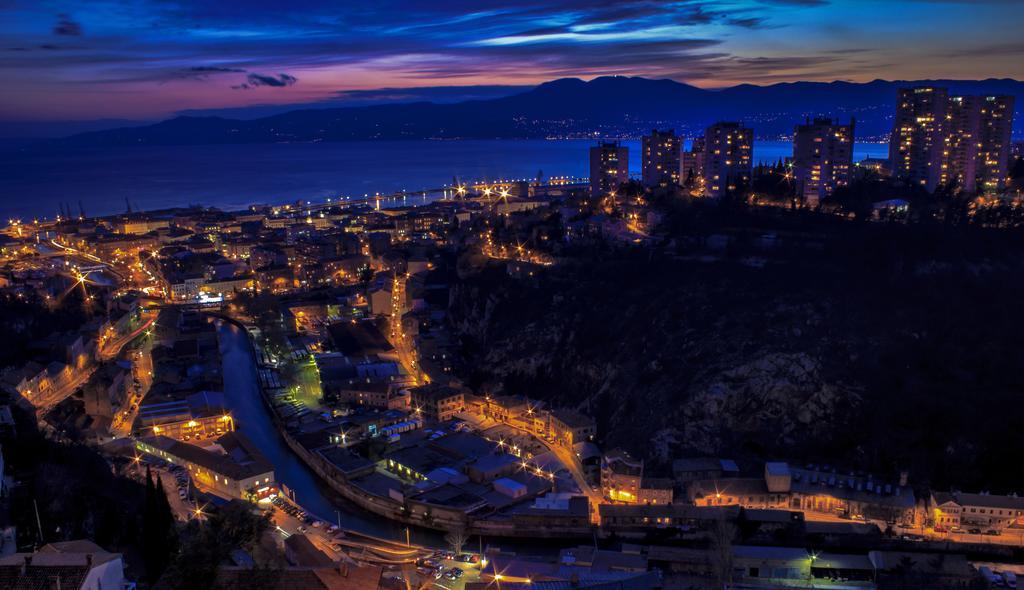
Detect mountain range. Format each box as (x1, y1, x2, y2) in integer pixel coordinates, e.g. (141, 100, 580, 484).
(53, 76, 1024, 147)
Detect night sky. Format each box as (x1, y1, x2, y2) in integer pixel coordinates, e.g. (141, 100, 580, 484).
(1, 0, 1022, 122)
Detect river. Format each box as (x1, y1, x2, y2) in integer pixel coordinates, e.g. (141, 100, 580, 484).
(216, 319, 441, 546)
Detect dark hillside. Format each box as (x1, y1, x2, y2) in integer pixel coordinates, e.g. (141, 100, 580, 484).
(449, 213, 1024, 492)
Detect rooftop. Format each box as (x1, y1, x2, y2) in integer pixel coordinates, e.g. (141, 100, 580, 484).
(139, 432, 273, 482)
(327, 320, 394, 357)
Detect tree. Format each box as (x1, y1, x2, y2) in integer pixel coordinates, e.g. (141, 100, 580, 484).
(160, 500, 272, 590)
(444, 526, 468, 555)
(141, 471, 177, 584)
(709, 516, 736, 589)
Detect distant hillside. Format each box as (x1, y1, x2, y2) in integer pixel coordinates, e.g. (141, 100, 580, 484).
(56, 76, 1024, 146)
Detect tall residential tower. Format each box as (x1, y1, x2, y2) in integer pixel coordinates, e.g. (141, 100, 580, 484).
(702, 122, 753, 199)
(589, 141, 629, 198)
(641, 129, 681, 188)
(792, 117, 855, 206)
(890, 87, 1015, 194)
(889, 87, 949, 192)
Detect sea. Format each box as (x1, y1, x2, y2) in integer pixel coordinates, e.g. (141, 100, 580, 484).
(0, 139, 888, 219)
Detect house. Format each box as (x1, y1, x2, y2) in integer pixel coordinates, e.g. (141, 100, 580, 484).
(546, 408, 596, 448)
(690, 462, 917, 525)
(931, 490, 1024, 530)
(327, 320, 396, 360)
(410, 383, 465, 422)
(672, 457, 740, 484)
(82, 362, 130, 419)
(732, 545, 875, 588)
(638, 477, 675, 505)
(0, 540, 125, 590)
(869, 550, 974, 589)
(135, 391, 234, 441)
(601, 449, 644, 503)
(136, 432, 275, 501)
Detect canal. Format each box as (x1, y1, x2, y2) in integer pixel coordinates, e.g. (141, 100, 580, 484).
(216, 319, 442, 546)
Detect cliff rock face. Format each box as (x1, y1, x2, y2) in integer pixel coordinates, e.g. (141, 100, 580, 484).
(682, 352, 859, 455)
(448, 257, 860, 470)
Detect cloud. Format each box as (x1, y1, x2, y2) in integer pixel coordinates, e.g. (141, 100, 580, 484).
(166, 66, 248, 82)
(728, 17, 768, 28)
(233, 72, 298, 89)
(189, 66, 246, 74)
(53, 14, 82, 36)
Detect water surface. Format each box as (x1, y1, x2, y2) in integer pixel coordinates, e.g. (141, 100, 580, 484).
(0, 139, 888, 219)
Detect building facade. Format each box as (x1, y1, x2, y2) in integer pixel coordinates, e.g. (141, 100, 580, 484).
(136, 432, 275, 500)
(889, 86, 949, 192)
(792, 117, 854, 206)
(680, 136, 705, 185)
(601, 449, 644, 503)
(891, 87, 1015, 194)
(641, 129, 681, 188)
(589, 142, 629, 198)
(702, 122, 753, 198)
(932, 491, 1024, 530)
(410, 384, 465, 422)
(943, 95, 1015, 193)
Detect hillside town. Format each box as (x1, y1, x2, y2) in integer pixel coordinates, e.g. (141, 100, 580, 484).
(1, 87, 1023, 589)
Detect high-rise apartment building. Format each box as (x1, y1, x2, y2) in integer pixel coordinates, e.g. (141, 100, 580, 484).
(641, 129, 681, 188)
(968, 95, 1014, 192)
(792, 117, 855, 206)
(680, 136, 705, 185)
(891, 87, 1015, 194)
(702, 122, 753, 198)
(889, 87, 949, 192)
(589, 141, 629, 198)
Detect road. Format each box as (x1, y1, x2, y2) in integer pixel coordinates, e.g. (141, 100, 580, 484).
(545, 438, 602, 522)
(896, 523, 1024, 547)
(806, 511, 1024, 548)
(110, 344, 154, 438)
(99, 310, 157, 361)
(267, 497, 484, 589)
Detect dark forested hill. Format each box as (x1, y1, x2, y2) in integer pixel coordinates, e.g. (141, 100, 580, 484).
(447, 210, 1024, 492)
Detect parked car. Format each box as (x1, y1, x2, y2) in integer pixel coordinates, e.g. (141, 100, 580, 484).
(987, 529, 1002, 536)
(980, 566, 1001, 586)
(1003, 571, 1017, 589)
(968, 528, 982, 534)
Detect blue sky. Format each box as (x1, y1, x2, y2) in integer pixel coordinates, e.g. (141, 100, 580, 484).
(1, 0, 1021, 121)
